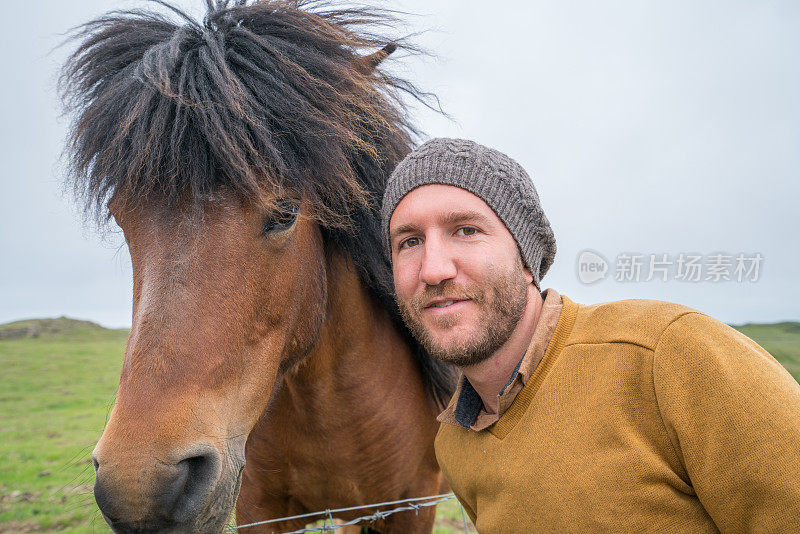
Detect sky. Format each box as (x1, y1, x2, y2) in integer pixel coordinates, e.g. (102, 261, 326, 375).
(0, 0, 798, 328)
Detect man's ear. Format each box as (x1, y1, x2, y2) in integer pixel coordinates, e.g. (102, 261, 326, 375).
(518, 251, 535, 285)
(524, 268, 535, 285)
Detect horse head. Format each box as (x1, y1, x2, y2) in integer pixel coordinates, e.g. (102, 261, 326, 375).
(94, 192, 327, 531)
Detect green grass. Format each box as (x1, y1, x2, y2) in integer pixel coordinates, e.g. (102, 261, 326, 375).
(2, 317, 797, 533)
(0, 324, 127, 533)
(433, 498, 473, 534)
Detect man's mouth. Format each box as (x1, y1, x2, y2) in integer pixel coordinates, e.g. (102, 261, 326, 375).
(424, 298, 468, 309)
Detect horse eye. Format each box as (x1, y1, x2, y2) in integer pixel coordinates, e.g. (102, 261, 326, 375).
(263, 200, 299, 234)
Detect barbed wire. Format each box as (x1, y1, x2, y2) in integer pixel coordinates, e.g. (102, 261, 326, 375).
(229, 492, 471, 533)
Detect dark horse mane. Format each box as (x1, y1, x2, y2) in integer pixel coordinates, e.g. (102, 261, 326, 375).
(60, 0, 456, 407)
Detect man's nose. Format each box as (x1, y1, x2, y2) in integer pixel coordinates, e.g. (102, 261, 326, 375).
(419, 238, 457, 286)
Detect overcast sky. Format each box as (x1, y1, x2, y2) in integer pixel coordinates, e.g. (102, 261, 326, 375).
(1, 0, 798, 328)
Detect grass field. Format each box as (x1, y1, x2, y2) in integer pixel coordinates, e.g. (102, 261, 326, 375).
(0, 320, 127, 533)
(2, 316, 798, 533)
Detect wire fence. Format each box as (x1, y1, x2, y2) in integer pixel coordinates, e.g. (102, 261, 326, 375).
(229, 492, 471, 533)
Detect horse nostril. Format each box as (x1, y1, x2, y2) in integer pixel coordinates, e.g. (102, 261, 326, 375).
(160, 448, 221, 523)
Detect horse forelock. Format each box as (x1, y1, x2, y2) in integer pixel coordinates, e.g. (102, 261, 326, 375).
(60, 0, 455, 407)
(62, 0, 413, 220)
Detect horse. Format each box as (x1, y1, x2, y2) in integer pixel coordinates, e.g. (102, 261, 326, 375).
(59, 1, 456, 532)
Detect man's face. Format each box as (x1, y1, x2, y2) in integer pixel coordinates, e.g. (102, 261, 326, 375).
(390, 184, 534, 367)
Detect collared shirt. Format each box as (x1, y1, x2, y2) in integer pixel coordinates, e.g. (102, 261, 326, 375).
(437, 288, 563, 431)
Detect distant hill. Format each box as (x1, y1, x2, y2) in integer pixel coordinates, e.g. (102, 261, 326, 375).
(733, 321, 800, 335)
(0, 316, 128, 340)
(731, 322, 800, 379)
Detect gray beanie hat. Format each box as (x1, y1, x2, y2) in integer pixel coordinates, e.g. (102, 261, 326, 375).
(381, 138, 556, 287)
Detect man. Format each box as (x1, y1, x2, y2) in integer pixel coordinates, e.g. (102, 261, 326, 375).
(381, 138, 800, 533)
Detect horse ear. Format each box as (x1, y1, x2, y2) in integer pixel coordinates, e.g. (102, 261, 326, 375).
(354, 43, 397, 74)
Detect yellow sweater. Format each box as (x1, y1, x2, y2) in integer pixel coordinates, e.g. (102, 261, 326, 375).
(435, 295, 800, 533)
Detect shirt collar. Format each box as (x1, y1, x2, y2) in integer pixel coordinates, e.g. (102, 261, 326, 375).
(437, 288, 563, 429)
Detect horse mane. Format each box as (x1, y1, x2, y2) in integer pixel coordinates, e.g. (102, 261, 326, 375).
(60, 0, 456, 407)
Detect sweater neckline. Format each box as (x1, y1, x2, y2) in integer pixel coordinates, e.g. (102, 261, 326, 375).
(488, 295, 579, 439)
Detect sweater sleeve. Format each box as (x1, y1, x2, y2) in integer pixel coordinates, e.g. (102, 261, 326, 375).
(653, 312, 800, 533)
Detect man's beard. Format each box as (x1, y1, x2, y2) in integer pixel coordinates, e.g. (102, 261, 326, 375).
(397, 261, 530, 367)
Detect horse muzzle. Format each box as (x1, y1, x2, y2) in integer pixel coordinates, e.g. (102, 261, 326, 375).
(93, 442, 243, 533)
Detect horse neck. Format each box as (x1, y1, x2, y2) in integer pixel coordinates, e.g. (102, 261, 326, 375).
(281, 250, 425, 412)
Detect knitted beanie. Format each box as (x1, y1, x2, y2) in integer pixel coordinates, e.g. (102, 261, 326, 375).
(381, 138, 556, 287)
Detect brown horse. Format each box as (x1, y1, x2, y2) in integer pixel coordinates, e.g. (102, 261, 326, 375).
(60, 1, 455, 532)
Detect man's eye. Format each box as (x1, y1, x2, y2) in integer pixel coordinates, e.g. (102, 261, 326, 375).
(457, 227, 478, 236)
(400, 237, 421, 249)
